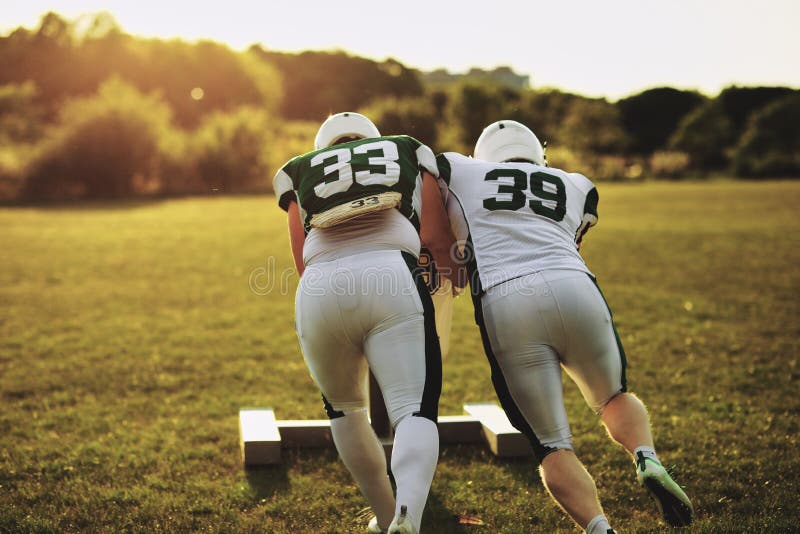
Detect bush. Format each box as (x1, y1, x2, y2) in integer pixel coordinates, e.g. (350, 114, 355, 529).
(21, 78, 173, 200)
(0, 82, 41, 200)
(650, 151, 691, 179)
(264, 120, 317, 176)
(0, 144, 33, 201)
(541, 147, 640, 181)
(15, 76, 311, 200)
(0, 81, 44, 143)
(588, 155, 632, 181)
(544, 146, 583, 172)
(179, 107, 274, 194)
(170, 110, 316, 196)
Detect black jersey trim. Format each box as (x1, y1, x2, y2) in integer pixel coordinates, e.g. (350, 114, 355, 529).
(435, 153, 452, 185)
(401, 251, 442, 424)
(586, 274, 628, 392)
(472, 290, 556, 462)
(278, 190, 297, 212)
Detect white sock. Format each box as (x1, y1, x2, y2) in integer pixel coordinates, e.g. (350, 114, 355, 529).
(585, 513, 612, 534)
(633, 445, 659, 464)
(390, 416, 439, 533)
(330, 411, 395, 528)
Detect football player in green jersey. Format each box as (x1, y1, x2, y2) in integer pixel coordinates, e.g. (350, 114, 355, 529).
(273, 113, 458, 534)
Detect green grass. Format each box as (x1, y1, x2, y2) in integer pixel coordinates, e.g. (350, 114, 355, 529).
(1, 180, 799, 533)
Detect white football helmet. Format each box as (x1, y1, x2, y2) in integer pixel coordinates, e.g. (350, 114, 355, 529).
(313, 112, 381, 150)
(473, 120, 547, 166)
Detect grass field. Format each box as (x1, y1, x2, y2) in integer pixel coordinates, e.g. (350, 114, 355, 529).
(1, 180, 799, 533)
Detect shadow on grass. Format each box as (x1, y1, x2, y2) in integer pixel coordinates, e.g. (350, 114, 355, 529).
(243, 464, 291, 501)
(425, 443, 545, 532)
(425, 490, 474, 534)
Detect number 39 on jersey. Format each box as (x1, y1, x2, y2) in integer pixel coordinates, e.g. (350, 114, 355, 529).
(436, 151, 599, 291)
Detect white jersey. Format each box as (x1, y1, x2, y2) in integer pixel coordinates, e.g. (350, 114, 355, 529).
(437, 152, 598, 292)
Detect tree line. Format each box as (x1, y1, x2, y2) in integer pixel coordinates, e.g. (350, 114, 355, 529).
(1, 11, 798, 201)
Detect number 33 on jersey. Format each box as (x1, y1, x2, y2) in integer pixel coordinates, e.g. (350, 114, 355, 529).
(437, 152, 599, 292)
(273, 135, 438, 230)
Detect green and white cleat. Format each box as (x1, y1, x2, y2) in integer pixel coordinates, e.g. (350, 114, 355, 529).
(367, 515, 386, 533)
(387, 505, 417, 534)
(636, 453, 694, 527)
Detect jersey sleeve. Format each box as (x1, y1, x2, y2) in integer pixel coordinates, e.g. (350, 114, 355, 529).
(575, 184, 599, 246)
(435, 153, 452, 186)
(583, 186, 598, 220)
(438, 153, 469, 252)
(272, 167, 296, 212)
(413, 140, 439, 177)
(445, 193, 470, 250)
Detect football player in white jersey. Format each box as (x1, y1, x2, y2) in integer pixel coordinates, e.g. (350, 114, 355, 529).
(273, 112, 457, 534)
(436, 120, 693, 533)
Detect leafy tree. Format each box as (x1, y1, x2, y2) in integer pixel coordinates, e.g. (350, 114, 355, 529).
(363, 97, 439, 148)
(123, 40, 282, 127)
(669, 86, 799, 172)
(254, 48, 423, 121)
(430, 90, 448, 118)
(0, 13, 77, 114)
(514, 89, 584, 148)
(732, 94, 800, 177)
(716, 86, 796, 130)
(559, 98, 628, 154)
(617, 87, 705, 154)
(449, 83, 515, 150)
(669, 101, 736, 169)
(0, 12, 283, 127)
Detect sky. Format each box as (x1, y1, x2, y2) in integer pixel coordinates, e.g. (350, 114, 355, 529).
(2, 0, 798, 100)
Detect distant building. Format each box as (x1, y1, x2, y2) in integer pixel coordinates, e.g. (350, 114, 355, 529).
(421, 66, 530, 90)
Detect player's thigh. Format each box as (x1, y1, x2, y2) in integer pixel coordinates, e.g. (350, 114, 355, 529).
(365, 313, 428, 426)
(295, 269, 367, 410)
(481, 288, 571, 447)
(363, 255, 439, 425)
(555, 275, 624, 411)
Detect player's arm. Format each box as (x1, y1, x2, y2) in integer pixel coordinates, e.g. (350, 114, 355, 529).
(286, 200, 305, 276)
(273, 166, 305, 275)
(420, 170, 459, 291)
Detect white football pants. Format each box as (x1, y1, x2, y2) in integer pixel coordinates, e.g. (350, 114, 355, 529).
(478, 269, 626, 460)
(295, 249, 441, 426)
(296, 249, 441, 531)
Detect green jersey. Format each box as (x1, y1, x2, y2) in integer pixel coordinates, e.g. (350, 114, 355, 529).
(273, 135, 438, 231)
